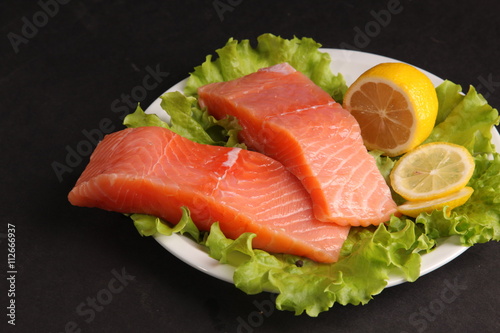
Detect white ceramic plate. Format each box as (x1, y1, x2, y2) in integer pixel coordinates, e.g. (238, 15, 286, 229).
(146, 49, 500, 288)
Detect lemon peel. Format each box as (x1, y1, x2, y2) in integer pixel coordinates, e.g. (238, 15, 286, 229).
(397, 186, 474, 218)
(343, 62, 438, 156)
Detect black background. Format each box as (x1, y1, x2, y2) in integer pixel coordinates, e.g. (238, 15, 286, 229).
(1, 0, 499, 332)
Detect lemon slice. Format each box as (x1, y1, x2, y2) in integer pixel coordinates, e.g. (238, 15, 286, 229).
(342, 62, 438, 157)
(390, 142, 475, 201)
(397, 186, 474, 218)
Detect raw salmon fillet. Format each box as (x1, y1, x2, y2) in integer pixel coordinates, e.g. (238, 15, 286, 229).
(68, 126, 350, 263)
(198, 63, 398, 227)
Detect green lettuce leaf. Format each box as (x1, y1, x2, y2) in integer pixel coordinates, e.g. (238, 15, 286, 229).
(123, 104, 170, 129)
(124, 124, 434, 316)
(138, 213, 433, 317)
(184, 33, 347, 102)
(124, 92, 245, 148)
(130, 207, 200, 242)
(434, 80, 465, 125)
(424, 82, 499, 153)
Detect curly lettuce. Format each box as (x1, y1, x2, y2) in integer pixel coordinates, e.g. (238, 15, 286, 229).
(424, 81, 499, 153)
(130, 212, 434, 316)
(184, 33, 347, 102)
(124, 92, 244, 148)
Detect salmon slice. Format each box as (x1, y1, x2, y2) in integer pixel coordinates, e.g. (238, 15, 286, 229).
(198, 63, 398, 227)
(68, 126, 350, 263)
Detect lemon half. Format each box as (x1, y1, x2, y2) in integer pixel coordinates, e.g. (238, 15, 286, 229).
(343, 62, 438, 157)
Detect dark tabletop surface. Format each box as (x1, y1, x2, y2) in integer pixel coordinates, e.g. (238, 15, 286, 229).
(1, 0, 499, 332)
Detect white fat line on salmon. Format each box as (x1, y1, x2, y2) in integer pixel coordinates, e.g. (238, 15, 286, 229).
(269, 101, 342, 118)
(342, 164, 381, 219)
(222, 148, 241, 167)
(257, 200, 301, 220)
(306, 133, 353, 167)
(211, 148, 242, 195)
(319, 143, 356, 186)
(328, 149, 367, 214)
